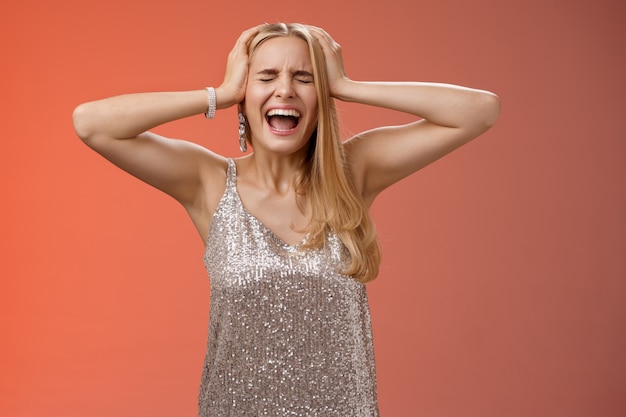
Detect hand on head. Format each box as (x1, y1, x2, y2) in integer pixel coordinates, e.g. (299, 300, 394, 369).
(219, 24, 350, 110)
(306, 25, 350, 99)
(217, 24, 266, 109)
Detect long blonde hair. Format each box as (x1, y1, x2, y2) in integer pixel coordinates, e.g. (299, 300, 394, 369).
(246, 23, 381, 283)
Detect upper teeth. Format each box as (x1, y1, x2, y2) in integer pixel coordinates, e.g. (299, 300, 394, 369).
(267, 109, 301, 118)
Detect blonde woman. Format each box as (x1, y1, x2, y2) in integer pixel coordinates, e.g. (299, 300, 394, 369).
(73, 23, 499, 417)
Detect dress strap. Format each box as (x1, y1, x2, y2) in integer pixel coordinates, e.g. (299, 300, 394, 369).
(225, 158, 237, 190)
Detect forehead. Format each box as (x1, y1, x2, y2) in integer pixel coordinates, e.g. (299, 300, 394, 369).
(249, 36, 312, 70)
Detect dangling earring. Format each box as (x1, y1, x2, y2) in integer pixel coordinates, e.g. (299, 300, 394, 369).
(238, 112, 247, 153)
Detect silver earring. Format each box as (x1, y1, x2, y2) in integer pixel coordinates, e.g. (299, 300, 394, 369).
(238, 112, 247, 152)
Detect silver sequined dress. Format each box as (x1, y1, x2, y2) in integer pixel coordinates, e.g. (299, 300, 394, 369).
(200, 159, 379, 416)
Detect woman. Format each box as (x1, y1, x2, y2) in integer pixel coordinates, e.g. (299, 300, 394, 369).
(73, 23, 499, 417)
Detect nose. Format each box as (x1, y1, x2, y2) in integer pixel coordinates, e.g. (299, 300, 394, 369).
(275, 75, 295, 98)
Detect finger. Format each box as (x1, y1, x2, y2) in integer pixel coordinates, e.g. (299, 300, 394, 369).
(235, 25, 263, 48)
(307, 26, 338, 48)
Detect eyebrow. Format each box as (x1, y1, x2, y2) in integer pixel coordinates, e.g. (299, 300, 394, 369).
(257, 69, 314, 78)
(294, 70, 314, 78)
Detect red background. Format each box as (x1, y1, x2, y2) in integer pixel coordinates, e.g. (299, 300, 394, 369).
(2, 0, 625, 416)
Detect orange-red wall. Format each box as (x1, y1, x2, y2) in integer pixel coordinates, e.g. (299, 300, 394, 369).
(2, 1, 625, 416)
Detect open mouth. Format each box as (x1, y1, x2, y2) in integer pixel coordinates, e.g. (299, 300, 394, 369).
(266, 108, 302, 132)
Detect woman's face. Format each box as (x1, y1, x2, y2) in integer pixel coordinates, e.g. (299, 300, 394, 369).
(243, 35, 318, 156)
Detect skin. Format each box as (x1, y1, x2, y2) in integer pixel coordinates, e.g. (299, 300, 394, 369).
(72, 24, 500, 247)
(235, 36, 319, 244)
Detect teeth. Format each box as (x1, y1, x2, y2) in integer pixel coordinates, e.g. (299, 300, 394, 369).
(266, 108, 301, 118)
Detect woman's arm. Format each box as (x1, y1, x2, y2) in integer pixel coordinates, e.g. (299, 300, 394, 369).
(341, 81, 500, 200)
(310, 27, 500, 204)
(73, 90, 221, 207)
(72, 26, 261, 208)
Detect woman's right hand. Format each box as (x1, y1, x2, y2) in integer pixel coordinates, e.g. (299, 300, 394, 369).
(216, 25, 263, 109)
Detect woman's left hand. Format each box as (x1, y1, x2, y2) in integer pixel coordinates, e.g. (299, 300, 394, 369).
(308, 26, 351, 100)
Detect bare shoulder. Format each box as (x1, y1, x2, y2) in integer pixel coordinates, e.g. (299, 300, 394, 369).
(342, 133, 376, 205)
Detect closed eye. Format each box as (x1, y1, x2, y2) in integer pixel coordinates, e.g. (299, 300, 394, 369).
(257, 69, 278, 82)
(294, 70, 313, 84)
(256, 69, 313, 83)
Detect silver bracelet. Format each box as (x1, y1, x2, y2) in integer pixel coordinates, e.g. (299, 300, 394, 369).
(204, 87, 216, 119)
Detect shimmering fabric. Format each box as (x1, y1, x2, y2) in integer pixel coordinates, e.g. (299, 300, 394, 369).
(200, 159, 379, 417)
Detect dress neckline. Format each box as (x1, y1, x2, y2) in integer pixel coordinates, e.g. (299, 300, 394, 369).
(229, 159, 308, 249)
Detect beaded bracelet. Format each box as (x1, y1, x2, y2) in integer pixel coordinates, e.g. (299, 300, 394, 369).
(204, 87, 216, 119)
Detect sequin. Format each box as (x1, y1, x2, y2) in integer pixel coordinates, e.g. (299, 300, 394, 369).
(200, 159, 379, 416)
